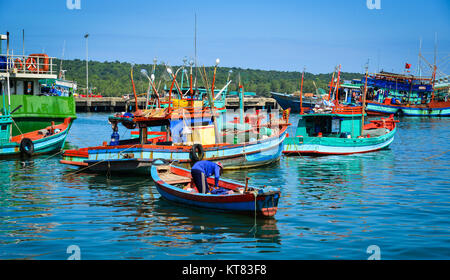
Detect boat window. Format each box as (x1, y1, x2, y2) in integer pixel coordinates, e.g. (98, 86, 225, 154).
(1, 125, 7, 130)
(24, 81, 34, 95)
(305, 116, 333, 137)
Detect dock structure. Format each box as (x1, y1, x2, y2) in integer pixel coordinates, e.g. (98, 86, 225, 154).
(225, 96, 279, 111)
(75, 97, 147, 112)
(75, 96, 280, 112)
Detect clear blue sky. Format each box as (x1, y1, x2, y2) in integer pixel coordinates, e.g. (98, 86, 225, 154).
(1, 0, 449, 75)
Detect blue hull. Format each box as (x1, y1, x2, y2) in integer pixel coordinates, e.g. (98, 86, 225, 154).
(271, 92, 316, 113)
(72, 127, 288, 174)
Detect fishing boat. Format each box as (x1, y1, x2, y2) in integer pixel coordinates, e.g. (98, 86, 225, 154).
(0, 32, 77, 136)
(364, 72, 450, 117)
(61, 62, 290, 174)
(271, 91, 318, 114)
(283, 106, 397, 155)
(0, 101, 72, 157)
(150, 161, 281, 217)
(283, 65, 398, 155)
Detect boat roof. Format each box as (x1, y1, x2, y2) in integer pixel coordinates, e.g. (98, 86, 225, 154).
(301, 105, 364, 118)
(371, 71, 433, 82)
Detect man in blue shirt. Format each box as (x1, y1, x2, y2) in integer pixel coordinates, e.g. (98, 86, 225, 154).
(191, 160, 223, 194)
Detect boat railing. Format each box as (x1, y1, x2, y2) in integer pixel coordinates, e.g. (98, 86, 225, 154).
(0, 53, 57, 76)
(332, 105, 363, 114)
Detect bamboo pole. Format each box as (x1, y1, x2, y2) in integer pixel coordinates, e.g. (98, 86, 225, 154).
(300, 68, 305, 115)
(130, 66, 139, 113)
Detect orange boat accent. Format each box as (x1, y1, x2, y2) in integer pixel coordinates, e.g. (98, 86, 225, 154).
(14, 58, 24, 70)
(28, 53, 50, 73)
(11, 117, 71, 143)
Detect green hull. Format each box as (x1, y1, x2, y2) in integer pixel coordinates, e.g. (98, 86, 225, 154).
(1, 95, 77, 136)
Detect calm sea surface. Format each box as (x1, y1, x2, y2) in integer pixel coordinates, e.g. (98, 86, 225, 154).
(0, 113, 449, 260)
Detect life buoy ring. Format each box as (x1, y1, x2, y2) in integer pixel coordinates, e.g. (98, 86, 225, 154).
(19, 138, 34, 157)
(14, 58, 24, 71)
(190, 143, 204, 162)
(28, 53, 50, 73)
(26, 57, 38, 72)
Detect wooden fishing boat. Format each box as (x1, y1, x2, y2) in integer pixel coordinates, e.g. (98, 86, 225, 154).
(283, 107, 397, 155)
(61, 63, 290, 174)
(61, 108, 289, 173)
(271, 91, 318, 113)
(150, 161, 281, 217)
(0, 32, 77, 136)
(0, 116, 72, 157)
(283, 65, 398, 155)
(364, 72, 450, 117)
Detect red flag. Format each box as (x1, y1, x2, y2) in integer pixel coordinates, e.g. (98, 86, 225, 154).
(405, 63, 411, 69)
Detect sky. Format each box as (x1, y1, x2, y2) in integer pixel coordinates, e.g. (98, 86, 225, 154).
(0, 0, 449, 75)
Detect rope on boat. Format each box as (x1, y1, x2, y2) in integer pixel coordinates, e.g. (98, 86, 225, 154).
(20, 150, 64, 168)
(248, 190, 258, 236)
(63, 144, 140, 177)
(11, 118, 25, 140)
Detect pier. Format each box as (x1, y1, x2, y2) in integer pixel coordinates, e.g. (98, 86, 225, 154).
(75, 96, 280, 112)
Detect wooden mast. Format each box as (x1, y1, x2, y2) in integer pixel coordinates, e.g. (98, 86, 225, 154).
(299, 67, 305, 115)
(335, 64, 341, 105)
(328, 68, 336, 101)
(130, 65, 140, 114)
(361, 65, 369, 136)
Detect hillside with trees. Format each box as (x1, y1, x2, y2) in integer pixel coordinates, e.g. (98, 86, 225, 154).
(57, 59, 364, 97)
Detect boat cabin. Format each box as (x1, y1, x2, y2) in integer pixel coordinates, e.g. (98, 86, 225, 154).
(295, 112, 363, 139)
(0, 115, 12, 144)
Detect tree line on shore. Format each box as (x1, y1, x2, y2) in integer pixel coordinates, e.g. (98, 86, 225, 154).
(57, 59, 363, 97)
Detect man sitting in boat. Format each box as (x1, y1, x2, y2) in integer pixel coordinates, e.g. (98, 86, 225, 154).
(191, 161, 224, 194)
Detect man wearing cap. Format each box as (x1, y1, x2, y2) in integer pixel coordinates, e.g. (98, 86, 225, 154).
(191, 160, 224, 194)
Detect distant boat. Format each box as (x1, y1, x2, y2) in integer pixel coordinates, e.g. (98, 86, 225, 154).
(271, 91, 318, 113)
(364, 72, 450, 117)
(150, 162, 281, 217)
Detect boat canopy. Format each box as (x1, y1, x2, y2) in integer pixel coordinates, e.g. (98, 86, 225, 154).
(295, 112, 363, 138)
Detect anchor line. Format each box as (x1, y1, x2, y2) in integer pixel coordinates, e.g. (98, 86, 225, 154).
(63, 144, 140, 177)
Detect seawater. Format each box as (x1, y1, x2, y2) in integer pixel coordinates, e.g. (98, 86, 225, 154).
(0, 113, 449, 260)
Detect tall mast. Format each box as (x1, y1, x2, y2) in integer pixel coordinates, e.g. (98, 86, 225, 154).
(328, 68, 336, 101)
(431, 33, 437, 101)
(194, 13, 198, 94)
(84, 33, 89, 94)
(417, 37, 422, 79)
(299, 67, 305, 115)
(335, 64, 341, 105)
(361, 63, 369, 136)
